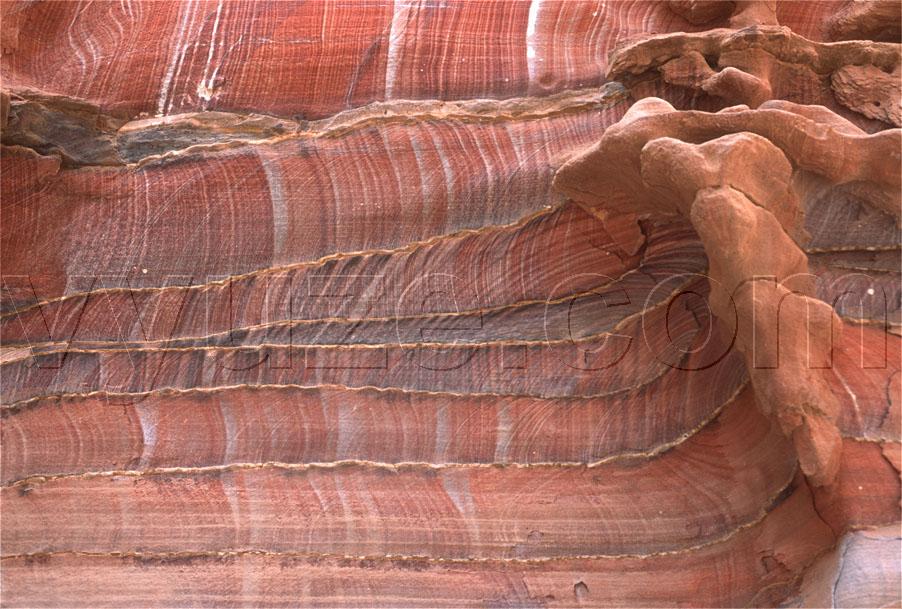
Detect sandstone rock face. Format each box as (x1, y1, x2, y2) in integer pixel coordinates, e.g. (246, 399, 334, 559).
(554, 98, 900, 487)
(1, 1, 899, 607)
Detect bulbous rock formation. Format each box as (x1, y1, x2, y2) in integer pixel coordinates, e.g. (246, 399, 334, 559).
(608, 26, 901, 127)
(1, 1, 899, 607)
(554, 97, 901, 487)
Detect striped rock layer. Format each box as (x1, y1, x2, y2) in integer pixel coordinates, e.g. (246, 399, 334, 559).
(1, 1, 900, 608)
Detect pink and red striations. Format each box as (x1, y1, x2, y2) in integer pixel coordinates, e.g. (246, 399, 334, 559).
(1, 1, 899, 606)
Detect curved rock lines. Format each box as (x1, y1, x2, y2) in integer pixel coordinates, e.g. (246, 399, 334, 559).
(1, 1, 900, 607)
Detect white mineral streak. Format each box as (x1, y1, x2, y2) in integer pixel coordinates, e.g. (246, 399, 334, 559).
(259, 151, 289, 264)
(158, 0, 196, 115)
(526, 0, 542, 88)
(386, 0, 414, 99)
(198, 0, 225, 104)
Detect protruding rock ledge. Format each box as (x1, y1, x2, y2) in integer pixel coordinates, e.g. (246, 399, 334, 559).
(608, 26, 901, 128)
(826, 0, 902, 43)
(1, 84, 628, 167)
(554, 98, 901, 486)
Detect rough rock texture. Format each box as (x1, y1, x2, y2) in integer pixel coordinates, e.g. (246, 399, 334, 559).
(607, 26, 901, 128)
(1, 1, 900, 608)
(826, 0, 902, 42)
(553, 98, 900, 486)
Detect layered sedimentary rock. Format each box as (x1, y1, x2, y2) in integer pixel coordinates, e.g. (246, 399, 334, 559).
(553, 97, 900, 486)
(0, 0, 846, 120)
(1, 1, 899, 607)
(607, 26, 901, 127)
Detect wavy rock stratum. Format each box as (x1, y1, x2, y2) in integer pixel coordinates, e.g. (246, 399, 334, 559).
(0, 1, 900, 607)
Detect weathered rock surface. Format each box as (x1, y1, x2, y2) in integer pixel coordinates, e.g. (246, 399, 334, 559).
(608, 26, 901, 128)
(553, 97, 901, 486)
(1, 1, 899, 607)
(826, 0, 902, 42)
